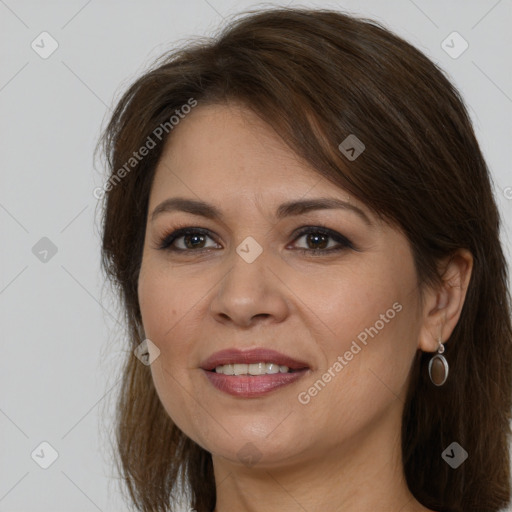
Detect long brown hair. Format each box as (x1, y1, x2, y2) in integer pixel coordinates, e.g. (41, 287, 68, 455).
(97, 7, 512, 512)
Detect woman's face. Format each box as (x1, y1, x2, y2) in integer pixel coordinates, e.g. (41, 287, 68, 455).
(138, 102, 425, 468)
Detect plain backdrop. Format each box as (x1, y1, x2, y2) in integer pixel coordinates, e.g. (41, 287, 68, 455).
(1, 0, 511, 511)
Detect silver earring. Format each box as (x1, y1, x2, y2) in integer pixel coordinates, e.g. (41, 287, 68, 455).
(428, 338, 449, 386)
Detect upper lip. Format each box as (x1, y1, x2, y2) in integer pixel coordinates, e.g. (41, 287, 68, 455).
(200, 348, 310, 371)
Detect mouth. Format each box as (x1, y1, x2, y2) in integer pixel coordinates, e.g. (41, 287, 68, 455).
(200, 348, 310, 398)
(211, 362, 306, 375)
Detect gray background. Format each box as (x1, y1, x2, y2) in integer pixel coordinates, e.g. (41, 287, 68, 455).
(1, 0, 511, 510)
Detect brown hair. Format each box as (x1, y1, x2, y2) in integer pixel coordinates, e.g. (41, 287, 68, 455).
(97, 7, 512, 512)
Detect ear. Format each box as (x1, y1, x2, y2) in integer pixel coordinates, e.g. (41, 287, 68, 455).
(417, 249, 474, 352)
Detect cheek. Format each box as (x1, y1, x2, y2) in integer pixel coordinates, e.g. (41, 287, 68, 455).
(149, 353, 195, 433)
(298, 260, 417, 404)
(138, 260, 196, 352)
(290, 259, 397, 344)
(299, 307, 417, 444)
(138, 262, 208, 436)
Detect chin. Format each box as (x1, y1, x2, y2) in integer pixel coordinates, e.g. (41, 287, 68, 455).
(192, 420, 310, 469)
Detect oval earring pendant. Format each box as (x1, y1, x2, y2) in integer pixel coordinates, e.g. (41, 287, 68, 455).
(429, 354, 449, 386)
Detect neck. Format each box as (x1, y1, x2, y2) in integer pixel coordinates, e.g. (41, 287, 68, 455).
(211, 402, 430, 512)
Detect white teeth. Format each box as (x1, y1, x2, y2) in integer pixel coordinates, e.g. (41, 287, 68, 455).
(248, 363, 265, 375)
(222, 364, 235, 375)
(266, 363, 280, 374)
(233, 363, 248, 375)
(214, 362, 291, 375)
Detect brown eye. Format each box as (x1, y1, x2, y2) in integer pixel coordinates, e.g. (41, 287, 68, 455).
(158, 228, 219, 251)
(291, 227, 354, 254)
(158, 225, 354, 255)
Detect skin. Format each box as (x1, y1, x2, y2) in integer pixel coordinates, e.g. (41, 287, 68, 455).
(137, 102, 473, 512)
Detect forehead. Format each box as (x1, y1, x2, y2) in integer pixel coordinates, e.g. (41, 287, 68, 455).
(151, 103, 352, 205)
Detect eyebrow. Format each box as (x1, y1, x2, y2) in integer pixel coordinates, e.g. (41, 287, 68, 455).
(150, 196, 373, 226)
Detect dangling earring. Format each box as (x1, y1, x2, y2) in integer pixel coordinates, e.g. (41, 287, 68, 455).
(428, 337, 449, 386)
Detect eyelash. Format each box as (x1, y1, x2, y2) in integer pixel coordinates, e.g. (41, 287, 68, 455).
(156, 224, 355, 256)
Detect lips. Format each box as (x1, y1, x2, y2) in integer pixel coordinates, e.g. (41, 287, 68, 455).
(200, 348, 310, 372)
(203, 370, 309, 397)
(200, 348, 311, 397)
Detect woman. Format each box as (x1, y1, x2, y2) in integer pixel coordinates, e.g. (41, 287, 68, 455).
(97, 7, 512, 512)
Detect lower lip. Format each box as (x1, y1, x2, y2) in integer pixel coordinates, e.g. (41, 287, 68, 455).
(202, 369, 309, 397)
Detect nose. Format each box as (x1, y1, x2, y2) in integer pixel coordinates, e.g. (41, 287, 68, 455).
(209, 247, 289, 328)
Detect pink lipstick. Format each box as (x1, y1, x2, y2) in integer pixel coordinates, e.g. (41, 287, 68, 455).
(200, 348, 310, 398)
